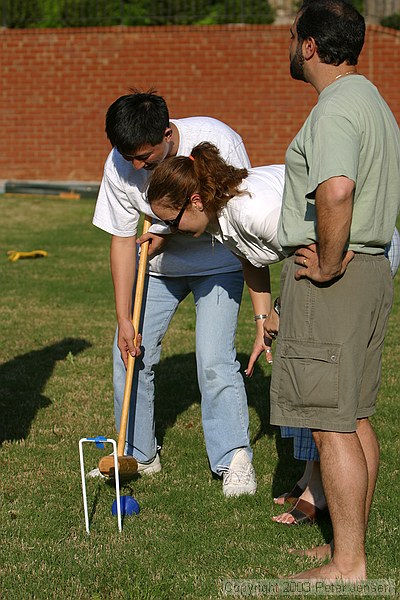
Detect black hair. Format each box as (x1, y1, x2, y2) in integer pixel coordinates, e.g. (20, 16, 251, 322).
(105, 88, 170, 154)
(297, 0, 365, 65)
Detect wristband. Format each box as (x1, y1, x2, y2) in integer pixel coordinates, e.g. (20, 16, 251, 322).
(254, 314, 269, 321)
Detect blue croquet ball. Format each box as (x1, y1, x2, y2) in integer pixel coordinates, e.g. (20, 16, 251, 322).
(111, 495, 140, 517)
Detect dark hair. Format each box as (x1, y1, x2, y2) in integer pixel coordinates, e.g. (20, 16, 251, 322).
(297, 0, 365, 65)
(147, 142, 248, 215)
(105, 88, 170, 154)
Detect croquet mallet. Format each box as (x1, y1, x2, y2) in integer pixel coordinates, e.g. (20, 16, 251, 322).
(98, 215, 152, 478)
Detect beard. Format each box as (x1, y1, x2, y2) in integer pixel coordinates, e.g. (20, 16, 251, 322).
(290, 43, 306, 82)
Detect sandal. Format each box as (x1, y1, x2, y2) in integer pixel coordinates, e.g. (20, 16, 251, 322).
(280, 498, 325, 525)
(273, 483, 304, 506)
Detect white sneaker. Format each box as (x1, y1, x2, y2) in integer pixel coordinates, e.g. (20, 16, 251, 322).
(86, 467, 106, 479)
(137, 453, 161, 475)
(222, 449, 257, 497)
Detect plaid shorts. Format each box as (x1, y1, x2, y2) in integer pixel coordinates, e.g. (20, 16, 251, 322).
(385, 227, 400, 278)
(280, 427, 319, 461)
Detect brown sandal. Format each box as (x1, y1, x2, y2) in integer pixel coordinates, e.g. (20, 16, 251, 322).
(283, 498, 324, 525)
(274, 483, 304, 506)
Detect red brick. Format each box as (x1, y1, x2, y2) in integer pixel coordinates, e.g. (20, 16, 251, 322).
(0, 24, 399, 181)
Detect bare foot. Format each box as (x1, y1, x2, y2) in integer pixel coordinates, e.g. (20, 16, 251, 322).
(288, 541, 333, 560)
(288, 560, 366, 583)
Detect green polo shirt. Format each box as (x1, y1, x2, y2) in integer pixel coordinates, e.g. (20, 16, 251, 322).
(278, 75, 400, 254)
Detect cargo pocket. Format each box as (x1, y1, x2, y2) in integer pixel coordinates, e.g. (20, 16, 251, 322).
(279, 339, 341, 409)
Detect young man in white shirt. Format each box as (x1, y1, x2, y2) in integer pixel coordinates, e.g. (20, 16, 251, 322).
(92, 90, 258, 496)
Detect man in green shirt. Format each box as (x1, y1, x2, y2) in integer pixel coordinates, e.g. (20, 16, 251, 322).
(270, 0, 400, 582)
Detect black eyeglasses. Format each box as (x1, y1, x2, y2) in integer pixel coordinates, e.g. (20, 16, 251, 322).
(163, 197, 191, 232)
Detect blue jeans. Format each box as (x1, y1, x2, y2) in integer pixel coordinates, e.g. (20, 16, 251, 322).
(113, 271, 252, 474)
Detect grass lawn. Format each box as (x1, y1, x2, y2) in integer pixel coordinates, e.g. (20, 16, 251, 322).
(0, 195, 399, 599)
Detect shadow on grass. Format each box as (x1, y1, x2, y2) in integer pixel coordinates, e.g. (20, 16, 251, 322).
(0, 337, 91, 446)
(149, 350, 332, 541)
(149, 351, 276, 449)
(149, 350, 298, 499)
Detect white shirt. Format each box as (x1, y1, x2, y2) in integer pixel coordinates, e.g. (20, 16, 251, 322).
(213, 165, 286, 268)
(92, 116, 251, 276)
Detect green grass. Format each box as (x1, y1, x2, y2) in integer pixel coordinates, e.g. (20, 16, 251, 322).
(0, 196, 399, 599)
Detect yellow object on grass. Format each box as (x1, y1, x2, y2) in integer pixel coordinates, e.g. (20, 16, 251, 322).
(7, 250, 48, 262)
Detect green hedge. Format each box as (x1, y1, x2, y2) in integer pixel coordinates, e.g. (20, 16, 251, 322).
(380, 12, 400, 29)
(1, 0, 275, 28)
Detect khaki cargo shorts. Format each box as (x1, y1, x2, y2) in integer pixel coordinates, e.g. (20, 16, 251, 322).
(270, 254, 393, 432)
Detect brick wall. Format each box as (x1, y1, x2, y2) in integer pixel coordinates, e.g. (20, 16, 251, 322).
(0, 24, 399, 182)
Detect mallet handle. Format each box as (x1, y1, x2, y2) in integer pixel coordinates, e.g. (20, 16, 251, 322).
(117, 215, 152, 456)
